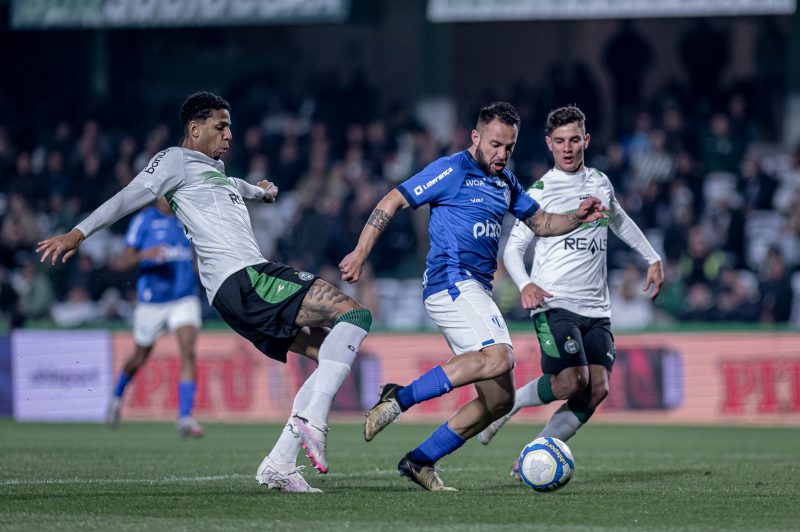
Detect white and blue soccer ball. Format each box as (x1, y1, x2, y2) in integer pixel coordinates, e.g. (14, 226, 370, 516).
(518, 437, 575, 492)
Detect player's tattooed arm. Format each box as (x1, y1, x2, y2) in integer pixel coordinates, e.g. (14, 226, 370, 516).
(366, 208, 392, 233)
(525, 210, 578, 236)
(340, 188, 409, 283)
(524, 197, 604, 237)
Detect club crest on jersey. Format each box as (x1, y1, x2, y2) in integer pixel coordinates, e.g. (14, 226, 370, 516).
(298, 271, 314, 281)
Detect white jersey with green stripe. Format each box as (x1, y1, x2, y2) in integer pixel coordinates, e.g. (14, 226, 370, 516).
(76, 147, 268, 303)
(504, 166, 659, 318)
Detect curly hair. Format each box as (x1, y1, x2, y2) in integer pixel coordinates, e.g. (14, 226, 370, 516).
(545, 105, 586, 135)
(179, 92, 231, 128)
(477, 101, 521, 129)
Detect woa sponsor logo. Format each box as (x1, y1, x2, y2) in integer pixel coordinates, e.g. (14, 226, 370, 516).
(473, 220, 502, 239)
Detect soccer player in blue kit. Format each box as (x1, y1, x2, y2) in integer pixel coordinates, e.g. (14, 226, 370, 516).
(339, 102, 605, 490)
(106, 197, 205, 438)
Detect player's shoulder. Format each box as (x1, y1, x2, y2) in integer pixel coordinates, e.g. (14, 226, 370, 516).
(433, 150, 470, 175)
(527, 169, 556, 193)
(141, 147, 182, 175)
(586, 166, 612, 185)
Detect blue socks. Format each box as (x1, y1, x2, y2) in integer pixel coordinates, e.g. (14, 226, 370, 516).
(408, 422, 466, 466)
(396, 366, 453, 411)
(178, 381, 196, 417)
(113, 372, 132, 398)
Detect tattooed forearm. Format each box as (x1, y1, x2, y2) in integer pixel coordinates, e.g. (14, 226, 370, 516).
(565, 211, 579, 225)
(526, 211, 579, 236)
(526, 212, 554, 236)
(366, 208, 392, 233)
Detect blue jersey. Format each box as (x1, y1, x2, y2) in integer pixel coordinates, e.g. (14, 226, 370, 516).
(397, 150, 539, 300)
(124, 206, 199, 303)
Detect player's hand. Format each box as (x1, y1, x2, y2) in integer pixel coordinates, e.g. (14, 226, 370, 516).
(573, 196, 607, 224)
(643, 260, 664, 301)
(339, 250, 366, 284)
(36, 228, 85, 266)
(520, 282, 552, 310)
(257, 180, 279, 203)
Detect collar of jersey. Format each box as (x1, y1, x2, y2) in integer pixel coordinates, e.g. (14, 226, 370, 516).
(463, 150, 509, 188)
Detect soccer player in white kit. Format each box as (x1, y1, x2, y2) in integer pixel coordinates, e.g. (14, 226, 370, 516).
(478, 105, 664, 480)
(37, 92, 372, 492)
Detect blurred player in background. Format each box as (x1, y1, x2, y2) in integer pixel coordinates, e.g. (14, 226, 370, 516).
(340, 102, 604, 491)
(481, 105, 663, 479)
(106, 197, 204, 438)
(37, 92, 372, 493)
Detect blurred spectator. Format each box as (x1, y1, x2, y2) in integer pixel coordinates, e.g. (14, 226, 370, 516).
(1, 194, 40, 266)
(759, 246, 794, 323)
(0, 265, 21, 329)
(610, 264, 656, 330)
(679, 225, 726, 287)
(10, 261, 54, 323)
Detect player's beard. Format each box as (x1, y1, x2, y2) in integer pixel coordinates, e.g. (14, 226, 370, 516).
(474, 146, 498, 176)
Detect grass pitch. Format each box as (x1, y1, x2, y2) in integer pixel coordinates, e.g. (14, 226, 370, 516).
(1, 419, 797, 531)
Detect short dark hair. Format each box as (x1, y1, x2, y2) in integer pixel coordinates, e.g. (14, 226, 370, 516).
(477, 101, 521, 129)
(545, 105, 586, 135)
(179, 92, 231, 128)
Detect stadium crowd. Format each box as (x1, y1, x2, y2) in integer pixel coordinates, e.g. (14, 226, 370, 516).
(1, 27, 799, 331)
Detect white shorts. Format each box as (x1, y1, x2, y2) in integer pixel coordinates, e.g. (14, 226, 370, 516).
(133, 295, 202, 347)
(424, 279, 512, 355)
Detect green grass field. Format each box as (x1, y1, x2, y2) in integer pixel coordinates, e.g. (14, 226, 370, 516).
(1, 419, 798, 531)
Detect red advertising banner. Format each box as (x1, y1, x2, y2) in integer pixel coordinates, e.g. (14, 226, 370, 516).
(111, 331, 800, 426)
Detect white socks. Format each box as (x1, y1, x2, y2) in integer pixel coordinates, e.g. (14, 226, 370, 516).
(266, 321, 368, 465)
(304, 322, 366, 425)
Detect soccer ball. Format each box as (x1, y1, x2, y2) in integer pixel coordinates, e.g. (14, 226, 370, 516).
(518, 437, 574, 492)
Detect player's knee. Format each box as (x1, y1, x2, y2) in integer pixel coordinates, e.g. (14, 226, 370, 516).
(334, 306, 372, 333)
(481, 344, 514, 379)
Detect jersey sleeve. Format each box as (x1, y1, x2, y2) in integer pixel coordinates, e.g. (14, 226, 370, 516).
(74, 149, 183, 238)
(507, 172, 540, 220)
(396, 157, 462, 209)
(124, 212, 148, 250)
(231, 177, 267, 201)
(503, 186, 540, 291)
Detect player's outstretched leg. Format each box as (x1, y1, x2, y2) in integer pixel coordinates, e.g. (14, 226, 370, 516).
(291, 281, 372, 473)
(256, 455, 322, 493)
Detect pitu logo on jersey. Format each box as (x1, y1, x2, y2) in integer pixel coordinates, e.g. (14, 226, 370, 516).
(473, 220, 502, 239)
